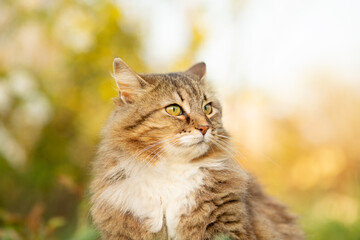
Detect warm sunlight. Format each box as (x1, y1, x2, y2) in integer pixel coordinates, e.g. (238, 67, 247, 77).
(0, 0, 359, 239)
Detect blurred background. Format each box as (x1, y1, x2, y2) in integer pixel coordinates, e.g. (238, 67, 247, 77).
(0, 0, 359, 239)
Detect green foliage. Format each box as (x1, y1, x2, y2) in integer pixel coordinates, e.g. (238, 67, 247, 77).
(0, 0, 143, 239)
(213, 234, 232, 240)
(305, 220, 360, 240)
(0, 1, 359, 239)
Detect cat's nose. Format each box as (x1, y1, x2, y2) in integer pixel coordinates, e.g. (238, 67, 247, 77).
(195, 125, 210, 135)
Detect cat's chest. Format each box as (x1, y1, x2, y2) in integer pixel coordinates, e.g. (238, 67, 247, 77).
(101, 162, 205, 238)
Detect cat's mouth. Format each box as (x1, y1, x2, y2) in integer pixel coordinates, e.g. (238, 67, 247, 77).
(194, 136, 212, 145)
(175, 139, 205, 148)
(177, 134, 211, 147)
(188, 138, 206, 147)
(161, 132, 213, 161)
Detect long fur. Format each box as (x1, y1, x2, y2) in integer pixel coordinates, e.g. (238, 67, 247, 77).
(90, 60, 305, 240)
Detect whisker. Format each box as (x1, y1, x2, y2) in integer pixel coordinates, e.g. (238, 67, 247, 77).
(144, 135, 181, 167)
(216, 137, 248, 163)
(216, 134, 231, 139)
(216, 134, 280, 168)
(211, 140, 240, 165)
(210, 138, 245, 168)
(140, 135, 182, 169)
(130, 135, 175, 160)
(102, 136, 175, 180)
(147, 144, 167, 166)
(142, 139, 170, 166)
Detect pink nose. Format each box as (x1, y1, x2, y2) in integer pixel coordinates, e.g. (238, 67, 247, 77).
(196, 125, 210, 135)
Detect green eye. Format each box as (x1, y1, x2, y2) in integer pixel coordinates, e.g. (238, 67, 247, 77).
(203, 103, 212, 115)
(166, 105, 182, 116)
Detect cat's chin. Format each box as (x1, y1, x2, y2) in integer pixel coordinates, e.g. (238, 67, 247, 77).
(164, 142, 211, 162)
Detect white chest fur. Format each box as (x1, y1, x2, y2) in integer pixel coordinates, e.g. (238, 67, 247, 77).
(98, 161, 206, 238)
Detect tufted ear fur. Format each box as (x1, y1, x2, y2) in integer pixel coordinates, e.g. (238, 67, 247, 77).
(186, 62, 206, 81)
(113, 57, 148, 104)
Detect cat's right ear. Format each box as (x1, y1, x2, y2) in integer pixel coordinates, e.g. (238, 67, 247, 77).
(186, 62, 206, 82)
(112, 57, 148, 104)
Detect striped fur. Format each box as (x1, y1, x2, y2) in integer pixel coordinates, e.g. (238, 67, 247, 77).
(90, 58, 305, 240)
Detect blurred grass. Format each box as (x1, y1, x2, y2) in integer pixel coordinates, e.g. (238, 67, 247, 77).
(0, 0, 359, 239)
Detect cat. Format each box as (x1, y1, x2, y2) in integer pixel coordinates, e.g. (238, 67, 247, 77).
(89, 57, 305, 240)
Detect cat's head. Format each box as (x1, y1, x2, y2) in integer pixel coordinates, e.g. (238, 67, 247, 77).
(105, 57, 228, 164)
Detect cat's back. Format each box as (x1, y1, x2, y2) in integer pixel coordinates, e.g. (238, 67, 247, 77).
(176, 162, 304, 240)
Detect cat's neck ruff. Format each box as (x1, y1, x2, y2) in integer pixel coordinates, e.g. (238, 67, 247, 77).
(98, 155, 227, 238)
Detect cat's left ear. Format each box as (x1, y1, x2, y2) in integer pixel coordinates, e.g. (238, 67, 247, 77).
(186, 62, 206, 81)
(113, 57, 148, 104)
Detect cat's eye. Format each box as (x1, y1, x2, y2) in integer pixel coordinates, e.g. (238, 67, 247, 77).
(203, 103, 212, 115)
(165, 104, 183, 116)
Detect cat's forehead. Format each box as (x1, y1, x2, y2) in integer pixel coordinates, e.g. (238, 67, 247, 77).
(141, 72, 205, 99)
(140, 72, 194, 85)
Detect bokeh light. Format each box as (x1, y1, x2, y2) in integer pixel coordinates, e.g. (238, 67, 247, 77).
(0, 0, 359, 239)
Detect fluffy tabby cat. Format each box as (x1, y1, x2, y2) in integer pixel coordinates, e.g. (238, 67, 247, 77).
(90, 57, 304, 240)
